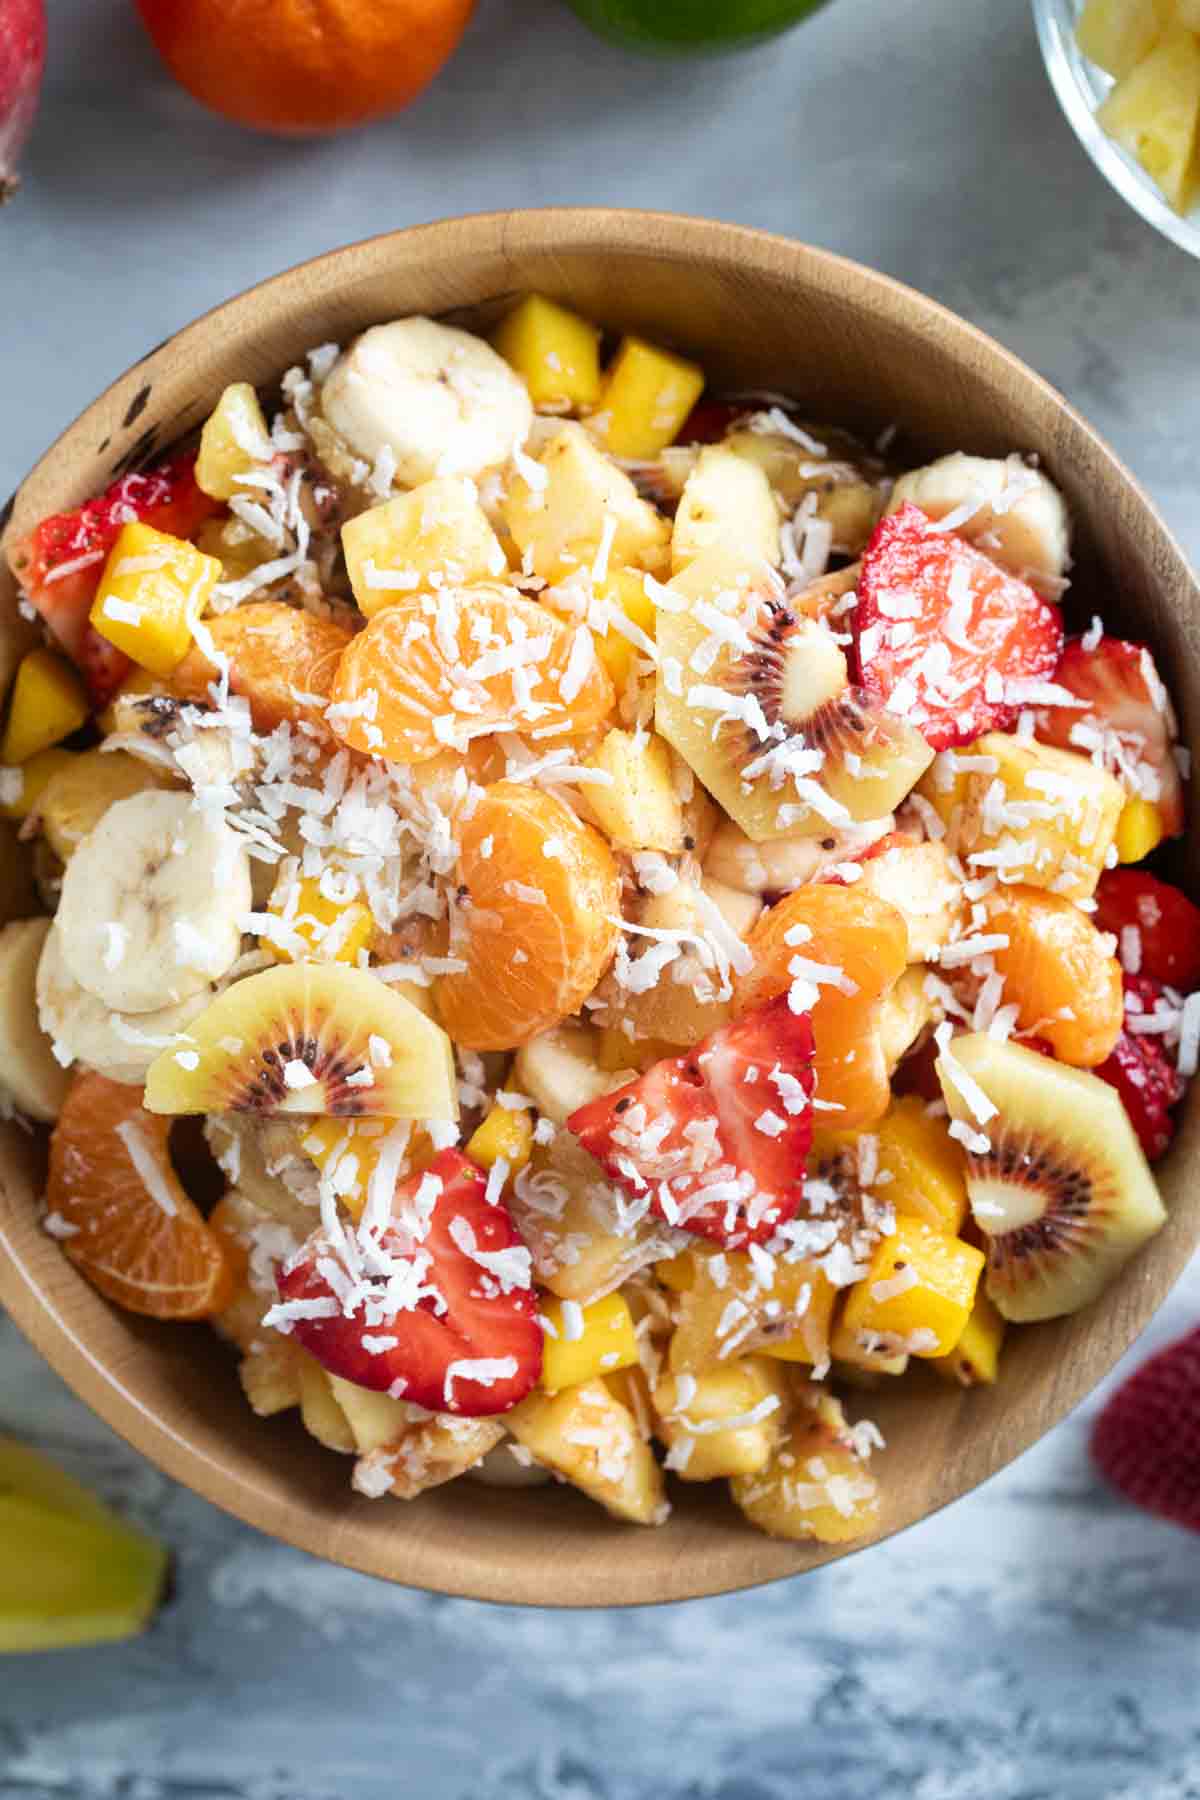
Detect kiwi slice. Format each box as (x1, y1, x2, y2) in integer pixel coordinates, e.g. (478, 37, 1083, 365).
(144, 963, 458, 1121)
(936, 1034, 1166, 1322)
(655, 546, 933, 843)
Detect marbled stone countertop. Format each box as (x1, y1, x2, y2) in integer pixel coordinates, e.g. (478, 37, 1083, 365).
(2, 0, 1198, 1793)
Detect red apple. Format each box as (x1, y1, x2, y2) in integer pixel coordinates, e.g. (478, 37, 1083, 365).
(0, 0, 45, 202)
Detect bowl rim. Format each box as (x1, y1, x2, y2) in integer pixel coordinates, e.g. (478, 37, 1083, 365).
(1031, 0, 1200, 261)
(3, 206, 1199, 1606)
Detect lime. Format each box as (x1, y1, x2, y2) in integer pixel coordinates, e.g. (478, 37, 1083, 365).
(562, 0, 831, 53)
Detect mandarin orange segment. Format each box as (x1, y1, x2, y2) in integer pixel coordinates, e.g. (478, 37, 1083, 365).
(435, 781, 621, 1052)
(982, 886, 1124, 1067)
(171, 600, 353, 736)
(735, 885, 909, 1128)
(45, 1072, 235, 1320)
(326, 583, 614, 764)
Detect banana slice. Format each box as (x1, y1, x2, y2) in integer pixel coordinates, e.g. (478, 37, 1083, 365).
(703, 814, 895, 895)
(320, 317, 534, 487)
(56, 790, 251, 1015)
(888, 453, 1070, 594)
(0, 918, 71, 1121)
(36, 920, 208, 1085)
(513, 1023, 614, 1125)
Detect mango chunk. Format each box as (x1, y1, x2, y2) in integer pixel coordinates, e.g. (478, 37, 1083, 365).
(196, 381, 272, 501)
(466, 1103, 534, 1175)
(594, 336, 705, 458)
(931, 1289, 1007, 1387)
(507, 1378, 666, 1523)
(90, 522, 220, 677)
(732, 1389, 881, 1544)
(492, 294, 602, 412)
(1114, 794, 1166, 863)
(652, 1358, 789, 1481)
(0, 746, 75, 819)
(877, 1096, 969, 1235)
(668, 1246, 838, 1374)
(263, 873, 375, 966)
(840, 1218, 985, 1359)
(592, 566, 657, 691)
(0, 650, 89, 766)
(541, 1291, 639, 1395)
(341, 478, 507, 616)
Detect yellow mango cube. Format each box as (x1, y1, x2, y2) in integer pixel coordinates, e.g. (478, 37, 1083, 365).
(583, 729, 684, 853)
(668, 1247, 838, 1374)
(263, 873, 375, 966)
(594, 336, 706, 458)
(876, 1095, 969, 1235)
(1099, 25, 1200, 210)
(341, 478, 508, 617)
(507, 1379, 665, 1523)
(0, 747, 75, 820)
(540, 1291, 639, 1395)
(841, 1218, 985, 1358)
(652, 1358, 788, 1481)
(919, 732, 1125, 902)
(90, 522, 220, 677)
(303, 1116, 429, 1221)
(1078, 0, 1167, 76)
(732, 1390, 881, 1544)
(1115, 794, 1166, 863)
(830, 1313, 909, 1376)
(466, 1103, 534, 1174)
(491, 294, 602, 412)
(0, 649, 88, 766)
(195, 381, 272, 501)
(592, 566, 657, 690)
(655, 1250, 697, 1293)
(931, 1289, 1006, 1387)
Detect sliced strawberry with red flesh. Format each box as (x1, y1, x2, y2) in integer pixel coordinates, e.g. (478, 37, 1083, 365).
(1092, 1326, 1200, 1533)
(274, 1149, 542, 1417)
(853, 501, 1064, 751)
(7, 452, 220, 706)
(1092, 976, 1186, 1163)
(1093, 868, 1200, 992)
(1033, 636, 1185, 836)
(567, 996, 816, 1249)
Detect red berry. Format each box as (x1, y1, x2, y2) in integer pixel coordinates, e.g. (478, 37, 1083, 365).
(1092, 1327, 1200, 1533)
(1092, 978, 1184, 1163)
(1093, 868, 1200, 993)
(853, 503, 1064, 750)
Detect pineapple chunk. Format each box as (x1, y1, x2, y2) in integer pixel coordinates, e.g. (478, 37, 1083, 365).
(491, 294, 602, 412)
(466, 1102, 534, 1174)
(90, 522, 221, 677)
(592, 566, 658, 691)
(541, 1291, 639, 1394)
(593, 336, 705, 459)
(326, 1377, 413, 1454)
(725, 428, 885, 556)
(37, 748, 177, 863)
(366, 1415, 504, 1500)
(507, 1378, 666, 1523)
(0, 650, 88, 765)
(668, 1246, 838, 1374)
(1098, 25, 1200, 209)
(583, 728, 684, 852)
(918, 733, 1124, 901)
(502, 422, 670, 581)
(930, 1289, 1006, 1386)
(652, 1358, 789, 1480)
(239, 1339, 303, 1417)
(507, 1134, 676, 1303)
(1078, 0, 1167, 74)
(671, 444, 781, 574)
(0, 747, 74, 821)
(196, 382, 272, 501)
(1114, 793, 1166, 862)
(732, 1389, 881, 1544)
(341, 478, 507, 616)
(296, 1356, 356, 1453)
(854, 841, 962, 963)
(840, 1218, 985, 1358)
(262, 873, 375, 966)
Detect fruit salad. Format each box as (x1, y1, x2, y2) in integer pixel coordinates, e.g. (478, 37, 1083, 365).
(3, 293, 1196, 1547)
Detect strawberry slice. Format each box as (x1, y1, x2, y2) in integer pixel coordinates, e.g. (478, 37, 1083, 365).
(6, 452, 220, 706)
(1034, 636, 1185, 836)
(567, 996, 816, 1249)
(273, 1149, 542, 1416)
(1092, 976, 1185, 1163)
(1093, 868, 1200, 993)
(853, 501, 1064, 750)
(1092, 1326, 1200, 1534)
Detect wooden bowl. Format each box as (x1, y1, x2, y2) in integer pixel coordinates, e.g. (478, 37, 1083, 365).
(1, 211, 1197, 1607)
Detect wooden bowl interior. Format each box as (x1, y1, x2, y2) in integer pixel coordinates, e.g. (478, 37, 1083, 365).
(1, 211, 1198, 1606)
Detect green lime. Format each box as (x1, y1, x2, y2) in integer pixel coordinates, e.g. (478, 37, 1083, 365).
(562, 0, 831, 53)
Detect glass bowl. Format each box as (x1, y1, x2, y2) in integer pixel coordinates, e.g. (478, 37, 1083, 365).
(1033, 0, 1200, 258)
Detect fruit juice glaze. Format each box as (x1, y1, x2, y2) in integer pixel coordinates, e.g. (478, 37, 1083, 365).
(4, 290, 1197, 1542)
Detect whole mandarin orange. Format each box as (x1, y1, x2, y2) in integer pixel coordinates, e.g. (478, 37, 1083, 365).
(134, 0, 477, 136)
